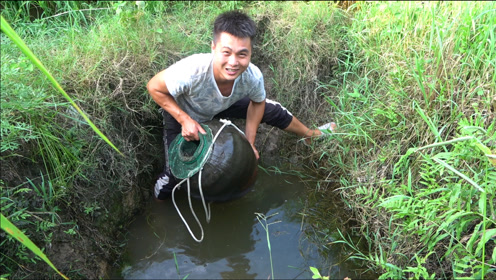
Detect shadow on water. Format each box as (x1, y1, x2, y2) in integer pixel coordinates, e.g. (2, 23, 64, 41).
(111, 170, 376, 279)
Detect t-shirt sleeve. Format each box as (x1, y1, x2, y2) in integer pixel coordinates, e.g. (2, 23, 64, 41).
(162, 58, 192, 98)
(248, 66, 266, 103)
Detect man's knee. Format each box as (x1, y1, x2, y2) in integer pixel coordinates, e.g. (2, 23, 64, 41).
(262, 99, 293, 129)
(153, 171, 177, 201)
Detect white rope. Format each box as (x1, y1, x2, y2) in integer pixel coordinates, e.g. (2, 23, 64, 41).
(172, 178, 204, 242)
(171, 119, 239, 243)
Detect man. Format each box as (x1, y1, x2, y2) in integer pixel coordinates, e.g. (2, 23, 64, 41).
(147, 10, 336, 201)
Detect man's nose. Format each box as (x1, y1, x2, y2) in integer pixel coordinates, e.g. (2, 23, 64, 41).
(228, 54, 238, 65)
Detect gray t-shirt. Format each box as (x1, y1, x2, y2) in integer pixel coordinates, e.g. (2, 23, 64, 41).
(163, 53, 266, 123)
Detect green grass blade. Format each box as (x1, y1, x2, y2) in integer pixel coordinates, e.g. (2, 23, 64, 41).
(173, 251, 180, 276)
(413, 101, 440, 142)
(0, 15, 123, 156)
(432, 158, 485, 193)
(415, 136, 475, 152)
(1, 213, 69, 280)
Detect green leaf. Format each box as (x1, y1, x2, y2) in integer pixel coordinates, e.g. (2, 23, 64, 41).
(467, 223, 482, 254)
(476, 228, 496, 256)
(432, 158, 484, 193)
(1, 202, 15, 211)
(1, 214, 68, 279)
(347, 89, 363, 98)
(428, 232, 450, 250)
(378, 195, 412, 208)
(310, 266, 321, 279)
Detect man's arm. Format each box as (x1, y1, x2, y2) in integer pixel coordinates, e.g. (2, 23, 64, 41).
(245, 99, 265, 159)
(147, 69, 205, 141)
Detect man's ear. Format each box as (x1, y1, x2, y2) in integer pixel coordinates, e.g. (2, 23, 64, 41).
(211, 40, 215, 52)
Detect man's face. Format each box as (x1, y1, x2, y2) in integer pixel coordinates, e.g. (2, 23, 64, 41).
(211, 32, 252, 84)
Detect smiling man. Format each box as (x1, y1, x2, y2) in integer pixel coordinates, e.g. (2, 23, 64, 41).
(147, 11, 336, 201)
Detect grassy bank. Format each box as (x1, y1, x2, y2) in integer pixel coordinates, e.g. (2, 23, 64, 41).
(1, 2, 167, 278)
(1, 1, 494, 279)
(310, 1, 495, 279)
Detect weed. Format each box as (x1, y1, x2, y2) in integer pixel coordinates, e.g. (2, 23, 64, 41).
(255, 212, 282, 280)
(310, 266, 329, 280)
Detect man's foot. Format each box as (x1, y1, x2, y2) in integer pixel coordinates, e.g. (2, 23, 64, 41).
(318, 122, 337, 135)
(303, 122, 337, 145)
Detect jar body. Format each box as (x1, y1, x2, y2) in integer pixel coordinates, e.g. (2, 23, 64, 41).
(169, 120, 258, 202)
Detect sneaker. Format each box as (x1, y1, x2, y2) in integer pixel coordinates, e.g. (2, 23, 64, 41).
(154, 173, 174, 201)
(299, 122, 337, 147)
(318, 122, 337, 136)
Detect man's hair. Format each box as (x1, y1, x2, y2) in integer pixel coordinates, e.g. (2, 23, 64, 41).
(213, 11, 256, 45)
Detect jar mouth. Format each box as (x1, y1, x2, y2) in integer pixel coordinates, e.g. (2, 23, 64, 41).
(168, 124, 213, 179)
(178, 138, 203, 164)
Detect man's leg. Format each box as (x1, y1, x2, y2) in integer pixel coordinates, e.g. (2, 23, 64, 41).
(154, 109, 181, 201)
(215, 97, 292, 129)
(215, 97, 328, 139)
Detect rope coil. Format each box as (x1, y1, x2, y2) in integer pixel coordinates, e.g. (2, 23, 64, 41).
(171, 119, 245, 242)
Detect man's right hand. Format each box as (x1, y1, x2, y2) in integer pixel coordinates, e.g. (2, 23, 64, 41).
(180, 117, 207, 141)
(147, 71, 206, 142)
(148, 69, 206, 142)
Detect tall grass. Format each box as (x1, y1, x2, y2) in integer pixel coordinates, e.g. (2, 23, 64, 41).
(1, 11, 127, 278)
(312, 1, 495, 278)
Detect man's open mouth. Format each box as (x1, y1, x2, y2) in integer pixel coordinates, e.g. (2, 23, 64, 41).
(226, 68, 239, 75)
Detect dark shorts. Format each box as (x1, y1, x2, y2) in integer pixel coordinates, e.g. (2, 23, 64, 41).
(154, 97, 293, 200)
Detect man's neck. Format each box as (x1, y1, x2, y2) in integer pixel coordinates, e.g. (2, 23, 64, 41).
(217, 80, 234, 97)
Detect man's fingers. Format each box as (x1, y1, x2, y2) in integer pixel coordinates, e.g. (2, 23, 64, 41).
(190, 133, 200, 141)
(182, 131, 199, 141)
(251, 144, 259, 160)
(198, 125, 207, 135)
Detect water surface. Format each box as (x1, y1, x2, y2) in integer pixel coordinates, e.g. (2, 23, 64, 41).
(113, 171, 369, 279)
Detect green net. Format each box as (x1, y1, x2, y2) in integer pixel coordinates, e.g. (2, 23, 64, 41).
(168, 124, 213, 179)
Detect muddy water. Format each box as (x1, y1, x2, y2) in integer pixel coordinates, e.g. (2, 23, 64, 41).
(111, 171, 370, 279)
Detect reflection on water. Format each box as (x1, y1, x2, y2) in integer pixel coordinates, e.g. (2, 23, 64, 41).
(112, 171, 367, 279)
